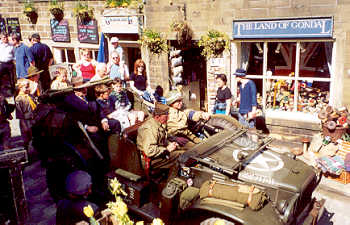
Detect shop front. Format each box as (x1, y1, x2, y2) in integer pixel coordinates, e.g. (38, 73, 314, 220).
(231, 17, 335, 131)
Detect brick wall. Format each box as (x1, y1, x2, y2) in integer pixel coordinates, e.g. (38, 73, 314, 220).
(0, 0, 105, 43)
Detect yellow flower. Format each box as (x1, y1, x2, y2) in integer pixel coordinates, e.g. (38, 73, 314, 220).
(109, 2, 116, 7)
(24, 7, 33, 12)
(108, 198, 128, 217)
(122, 2, 129, 7)
(83, 205, 94, 218)
(151, 218, 165, 225)
(136, 221, 144, 225)
(214, 219, 226, 225)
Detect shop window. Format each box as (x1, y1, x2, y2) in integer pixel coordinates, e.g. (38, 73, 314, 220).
(238, 41, 332, 114)
(53, 48, 76, 65)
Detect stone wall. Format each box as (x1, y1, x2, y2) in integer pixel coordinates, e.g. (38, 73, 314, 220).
(0, 0, 105, 43)
(144, 0, 350, 108)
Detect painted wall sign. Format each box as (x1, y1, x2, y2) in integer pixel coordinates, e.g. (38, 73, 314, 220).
(50, 19, 70, 42)
(233, 17, 333, 39)
(77, 19, 99, 44)
(6, 18, 21, 40)
(101, 16, 139, 34)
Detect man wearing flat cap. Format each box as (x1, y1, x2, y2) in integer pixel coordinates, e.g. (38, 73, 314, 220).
(233, 68, 257, 128)
(137, 102, 179, 168)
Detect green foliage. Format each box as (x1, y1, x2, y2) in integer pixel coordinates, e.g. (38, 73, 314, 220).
(49, 0, 64, 19)
(170, 20, 192, 44)
(105, 0, 143, 9)
(73, 1, 94, 22)
(198, 29, 230, 58)
(23, 1, 36, 15)
(139, 29, 168, 55)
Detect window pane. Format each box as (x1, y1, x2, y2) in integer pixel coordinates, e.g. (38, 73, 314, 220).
(245, 42, 263, 75)
(67, 49, 76, 63)
(265, 79, 294, 111)
(297, 81, 330, 113)
(61, 49, 66, 62)
(268, 42, 296, 77)
(299, 42, 331, 78)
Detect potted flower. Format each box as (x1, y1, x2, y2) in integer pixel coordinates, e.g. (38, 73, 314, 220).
(170, 20, 192, 45)
(139, 29, 168, 55)
(105, 0, 143, 10)
(49, 0, 64, 21)
(198, 29, 230, 58)
(23, 1, 38, 24)
(105, 0, 131, 8)
(73, 1, 94, 23)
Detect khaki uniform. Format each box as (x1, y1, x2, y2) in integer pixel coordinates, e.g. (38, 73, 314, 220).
(167, 107, 203, 144)
(137, 117, 168, 158)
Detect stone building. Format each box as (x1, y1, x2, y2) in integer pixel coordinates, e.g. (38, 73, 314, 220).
(1, 0, 350, 136)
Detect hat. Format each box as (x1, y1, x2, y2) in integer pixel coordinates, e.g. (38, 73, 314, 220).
(65, 170, 92, 196)
(26, 66, 43, 78)
(166, 90, 183, 106)
(233, 68, 247, 77)
(94, 84, 109, 93)
(31, 33, 40, 40)
(111, 37, 119, 43)
(154, 102, 169, 115)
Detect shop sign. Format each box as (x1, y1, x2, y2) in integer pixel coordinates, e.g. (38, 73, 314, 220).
(50, 19, 70, 42)
(101, 16, 139, 34)
(233, 17, 333, 39)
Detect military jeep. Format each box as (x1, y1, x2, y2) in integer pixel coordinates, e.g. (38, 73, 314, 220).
(105, 115, 324, 225)
(32, 87, 323, 225)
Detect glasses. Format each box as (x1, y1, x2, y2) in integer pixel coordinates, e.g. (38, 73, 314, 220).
(138, 66, 145, 68)
(112, 57, 119, 59)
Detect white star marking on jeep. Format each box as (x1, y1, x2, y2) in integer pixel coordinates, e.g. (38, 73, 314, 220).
(233, 150, 284, 172)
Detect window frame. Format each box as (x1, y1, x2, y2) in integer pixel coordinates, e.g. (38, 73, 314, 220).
(233, 39, 335, 113)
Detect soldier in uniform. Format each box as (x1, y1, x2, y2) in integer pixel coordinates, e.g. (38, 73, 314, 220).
(165, 90, 211, 149)
(137, 102, 178, 169)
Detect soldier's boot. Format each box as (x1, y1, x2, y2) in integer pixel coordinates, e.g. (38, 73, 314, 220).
(108, 133, 120, 169)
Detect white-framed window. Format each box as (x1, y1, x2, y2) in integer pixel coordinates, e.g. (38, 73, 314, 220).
(233, 40, 334, 115)
(52, 47, 76, 66)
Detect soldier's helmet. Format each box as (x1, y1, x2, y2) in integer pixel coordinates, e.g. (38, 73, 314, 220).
(166, 90, 183, 106)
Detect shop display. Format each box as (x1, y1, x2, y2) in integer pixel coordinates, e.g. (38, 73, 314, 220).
(265, 77, 329, 113)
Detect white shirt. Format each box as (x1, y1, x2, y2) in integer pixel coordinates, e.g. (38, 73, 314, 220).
(0, 42, 15, 62)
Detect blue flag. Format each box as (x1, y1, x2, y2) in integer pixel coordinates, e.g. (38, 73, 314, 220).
(97, 32, 107, 63)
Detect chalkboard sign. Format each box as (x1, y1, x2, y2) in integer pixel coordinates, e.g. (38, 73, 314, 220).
(0, 17, 6, 33)
(77, 19, 99, 44)
(50, 19, 70, 42)
(6, 18, 21, 40)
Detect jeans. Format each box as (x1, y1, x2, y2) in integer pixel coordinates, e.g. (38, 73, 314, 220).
(238, 113, 255, 128)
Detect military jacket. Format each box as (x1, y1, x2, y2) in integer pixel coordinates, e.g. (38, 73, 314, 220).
(167, 107, 202, 143)
(137, 117, 167, 158)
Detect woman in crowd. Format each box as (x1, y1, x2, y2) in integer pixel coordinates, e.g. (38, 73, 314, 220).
(213, 74, 232, 115)
(73, 49, 97, 81)
(51, 67, 70, 90)
(129, 59, 153, 101)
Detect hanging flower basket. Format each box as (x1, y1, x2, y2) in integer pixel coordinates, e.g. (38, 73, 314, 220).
(74, 2, 94, 23)
(105, 0, 144, 10)
(23, 2, 38, 24)
(49, 0, 64, 21)
(198, 29, 230, 58)
(139, 29, 168, 55)
(170, 20, 192, 45)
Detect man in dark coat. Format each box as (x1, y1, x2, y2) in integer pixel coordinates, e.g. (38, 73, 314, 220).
(56, 170, 99, 225)
(29, 33, 53, 92)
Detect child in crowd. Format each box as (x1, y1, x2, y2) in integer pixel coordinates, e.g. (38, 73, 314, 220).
(15, 78, 38, 148)
(0, 93, 14, 150)
(26, 66, 43, 96)
(109, 78, 144, 130)
(51, 67, 70, 90)
(73, 49, 97, 81)
(153, 85, 167, 104)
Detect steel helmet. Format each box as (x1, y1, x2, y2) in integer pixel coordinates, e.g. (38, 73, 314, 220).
(166, 90, 183, 106)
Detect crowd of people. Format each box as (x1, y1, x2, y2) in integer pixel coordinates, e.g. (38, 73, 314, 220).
(0, 30, 259, 224)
